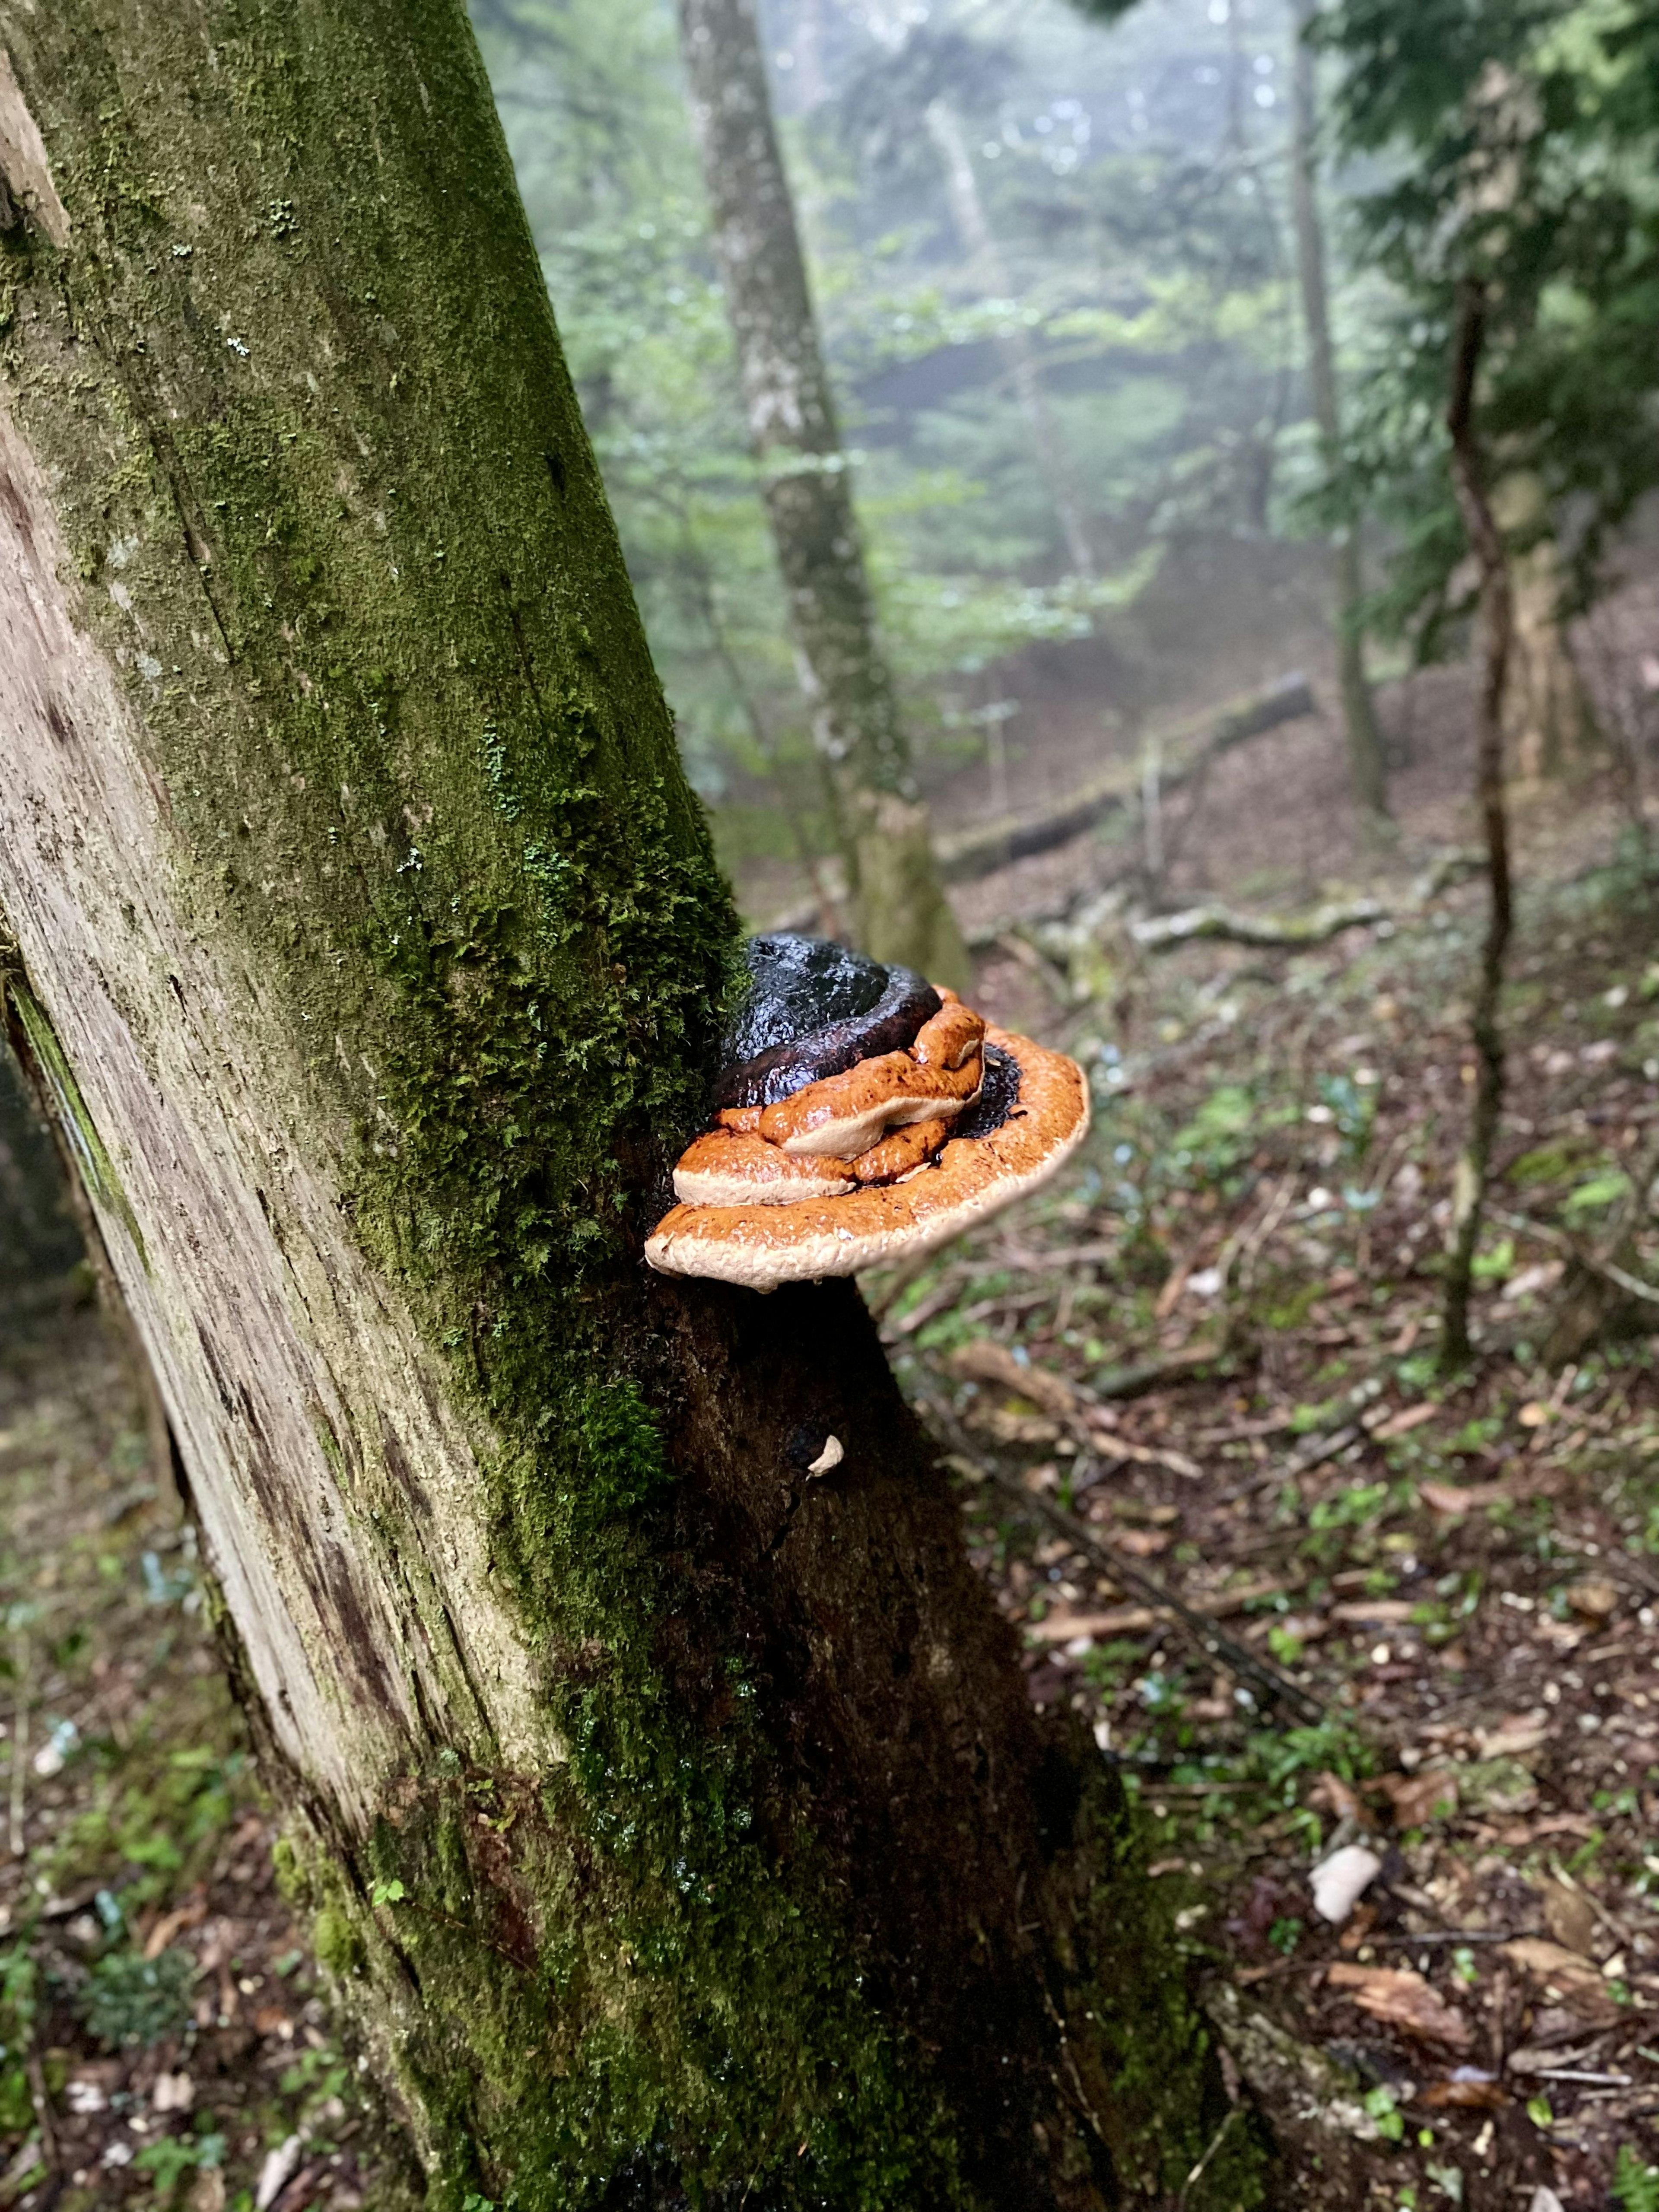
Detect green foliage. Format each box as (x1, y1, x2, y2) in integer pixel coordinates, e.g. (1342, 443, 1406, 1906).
(133, 2130, 226, 2202)
(1615, 2144, 1659, 2212)
(1363, 2083, 1405, 2142)
(1325, 0, 1659, 642)
(77, 1946, 195, 2051)
(475, 0, 1310, 877)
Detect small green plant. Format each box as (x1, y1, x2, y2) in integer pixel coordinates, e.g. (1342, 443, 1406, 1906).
(1363, 2083, 1404, 2142)
(78, 1946, 195, 2050)
(1614, 2145, 1659, 2212)
(369, 1877, 406, 1907)
(1469, 1237, 1514, 1284)
(0, 1942, 40, 2134)
(134, 2129, 225, 2202)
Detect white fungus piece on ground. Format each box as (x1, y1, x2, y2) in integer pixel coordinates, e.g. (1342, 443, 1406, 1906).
(1310, 1844, 1382, 1925)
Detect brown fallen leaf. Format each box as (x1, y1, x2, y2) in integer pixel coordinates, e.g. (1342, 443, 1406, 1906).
(1476, 1712, 1550, 1759)
(1110, 1526, 1172, 1558)
(1374, 1767, 1459, 1828)
(1308, 1771, 1367, 1824)
(1500, 1939, 1624, 2026)
(1564, 1577, 1619, 1623)
(1538, 1875, 1599, 1960)
(1419, 1478, 1516, 1514)
(1326, 1964, 1472, 2050)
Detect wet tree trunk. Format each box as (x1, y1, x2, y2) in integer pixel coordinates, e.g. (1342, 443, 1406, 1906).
(1288, 0, 1389, 823)
(1442, 281, 1515, 1370)
(0, 4, 1243, 2208)
(924, 99, 1095, 582)
(676, 0, 969, 990)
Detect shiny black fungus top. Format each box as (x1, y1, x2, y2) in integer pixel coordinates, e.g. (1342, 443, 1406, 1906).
(714, 934, 942, 1110)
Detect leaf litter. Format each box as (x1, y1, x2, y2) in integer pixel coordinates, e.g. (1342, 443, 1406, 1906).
(875, 773, 1659, 2208)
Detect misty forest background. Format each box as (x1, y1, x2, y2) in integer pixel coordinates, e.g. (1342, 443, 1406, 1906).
(476, 0, 1391, 902)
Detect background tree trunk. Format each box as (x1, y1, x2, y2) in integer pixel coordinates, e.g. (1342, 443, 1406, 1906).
(1289, 0, 1389, 823)
(677, 0, 970, 990)
(924, 99, 1096, 582)
(0, 3, 1243, 2206)
(1493, 470, 1599, 780)
(1442, 282, 1515, 1370)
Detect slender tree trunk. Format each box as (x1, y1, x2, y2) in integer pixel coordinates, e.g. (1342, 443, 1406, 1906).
(1288, 0, 1389, 822)
(1442, 280, 1515, 1370)
(0, 4, 1244, 2206)
(677, 0, 969, 989)
(924, 99, 1096, 581)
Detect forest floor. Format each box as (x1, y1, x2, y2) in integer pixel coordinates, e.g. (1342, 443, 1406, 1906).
(5, 744, 1659, 2208)
(873, 763, 1659, 2212)
(0, 1306, 400, 2212)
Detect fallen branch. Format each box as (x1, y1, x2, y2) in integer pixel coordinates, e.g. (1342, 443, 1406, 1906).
(763, 674, 1318, 932)
(923, 1397, 1327, 1726)
(935, 673, 1316, 886)
(1131, 896, 1387, 953)
(1491, 1208, 1659, 1308)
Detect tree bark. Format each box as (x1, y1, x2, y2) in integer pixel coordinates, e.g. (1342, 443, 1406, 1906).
(924, 99, 1096, 582)
(0, 3, 1244, 2206)
(677, 0, 970, 990)
(1492, 470, 1599, 780)
(1442, 280, 1515, 1371)
(1288, 0, 1389, 823)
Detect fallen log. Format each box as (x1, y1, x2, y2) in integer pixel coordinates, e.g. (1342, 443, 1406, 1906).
(1130, 895, 1388, 953)
(935, 671, 1317, 884)
(760, 671, 1318, 931)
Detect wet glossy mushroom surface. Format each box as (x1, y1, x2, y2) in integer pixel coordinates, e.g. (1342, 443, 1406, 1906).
(714, 934, 942, 1109)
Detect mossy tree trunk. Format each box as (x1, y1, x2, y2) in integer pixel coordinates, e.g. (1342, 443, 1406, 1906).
(0, 5, 1246, 2207)
(676, 0, 970, 991)
(1288, 0, 1389, 826)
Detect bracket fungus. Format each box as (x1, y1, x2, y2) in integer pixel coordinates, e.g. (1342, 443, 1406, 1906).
(647, 934, 1090, 1291)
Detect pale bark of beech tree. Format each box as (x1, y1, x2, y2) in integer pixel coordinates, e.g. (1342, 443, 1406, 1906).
(0, 3, 1247, 2207)
(676, 0, 970, 990)
(924, 100, 1096, 583)
(1288, 0, 1389, 823)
